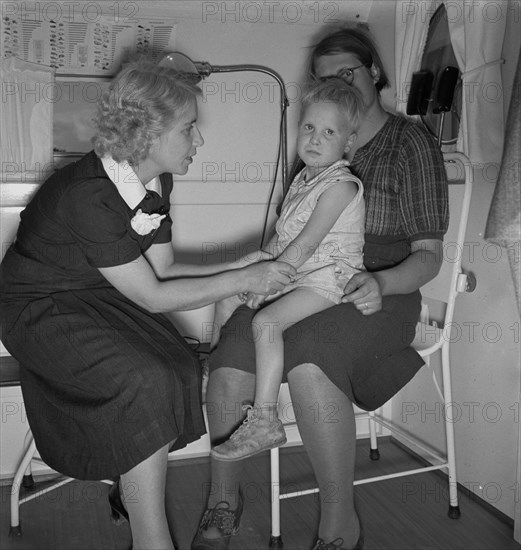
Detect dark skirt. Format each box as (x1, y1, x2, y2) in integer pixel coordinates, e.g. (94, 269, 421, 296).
(210, 291, 424, 411)
(1, 288, 206, 480)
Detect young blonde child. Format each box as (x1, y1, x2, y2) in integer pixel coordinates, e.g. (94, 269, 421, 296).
(211, 78, 366, 461)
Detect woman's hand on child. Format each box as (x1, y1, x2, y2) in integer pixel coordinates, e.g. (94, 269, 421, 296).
(238, 292, 266, 309)
(243, 261, 296, 296)
(341, 272, 383, 315)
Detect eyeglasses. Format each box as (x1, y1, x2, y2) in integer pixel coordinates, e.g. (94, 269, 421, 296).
(313, 63, 370, 85)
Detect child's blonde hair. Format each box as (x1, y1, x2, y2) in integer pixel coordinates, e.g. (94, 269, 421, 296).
(300, 78, 365, 130)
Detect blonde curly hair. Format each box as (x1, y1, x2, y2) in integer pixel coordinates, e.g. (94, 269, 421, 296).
(92, 57, 201, 165)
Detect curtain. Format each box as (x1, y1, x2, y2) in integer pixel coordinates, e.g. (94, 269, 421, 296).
(395, 1, 507, 165)
(395, 0, 441, 117)
(485, 44, 521, 313)
(0, 56, 55, 180)
(447, 1, 506, 165)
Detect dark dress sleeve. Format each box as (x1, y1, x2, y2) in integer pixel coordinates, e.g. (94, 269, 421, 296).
(60, 177, 142, 268)
(398, 124, 449, 242)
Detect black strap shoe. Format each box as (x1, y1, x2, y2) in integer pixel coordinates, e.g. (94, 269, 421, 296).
(191, 493, 243, 550)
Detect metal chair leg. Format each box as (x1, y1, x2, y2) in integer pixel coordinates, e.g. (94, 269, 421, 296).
(9, 433, 36, 537)
(21, 428, 35, 489)
(269, 447, 284, 548)
(441, 343, 461, 519)
(368, 410, 380, 460)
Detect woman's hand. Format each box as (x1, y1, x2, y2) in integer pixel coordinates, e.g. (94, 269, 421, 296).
(341, 272, 382, 315)
(238, 292, 267, 309)
(243, 261, 295, 296)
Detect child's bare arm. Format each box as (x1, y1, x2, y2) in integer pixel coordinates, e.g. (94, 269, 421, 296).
(277, 180, 358, 270)
(242, 179, 359, 311)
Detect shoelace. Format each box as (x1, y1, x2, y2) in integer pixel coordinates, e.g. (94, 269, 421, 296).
(229, 405, 260, 441)
(315, 538, 346, 549)
(201, 502, 237, 535)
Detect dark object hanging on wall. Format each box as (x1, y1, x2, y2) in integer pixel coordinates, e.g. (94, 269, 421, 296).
(406, 70, 434, 116)
(406, 66, 458, 117)
(407, 65, 460, 146)
(433, 66, 459, 114)
(433, 66, 460, 145)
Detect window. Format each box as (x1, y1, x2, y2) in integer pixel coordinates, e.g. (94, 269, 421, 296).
(419, 4, 462, 145)
(52, 77, 110, 168)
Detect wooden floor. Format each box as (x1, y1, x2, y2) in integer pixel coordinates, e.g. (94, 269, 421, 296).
(1, 439, 519, 550)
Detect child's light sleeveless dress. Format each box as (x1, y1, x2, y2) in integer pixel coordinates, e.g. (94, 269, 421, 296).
(275, 159, 365, 304)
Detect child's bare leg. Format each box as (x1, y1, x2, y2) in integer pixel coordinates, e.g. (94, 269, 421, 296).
(211, 288, 335, 461)
(211, 294, 244, 350)
(253, 288, 335, 416)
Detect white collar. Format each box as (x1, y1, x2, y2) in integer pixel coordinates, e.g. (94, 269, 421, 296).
(101, 156, 162, 209)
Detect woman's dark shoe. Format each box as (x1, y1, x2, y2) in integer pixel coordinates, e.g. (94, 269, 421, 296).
(191, 493, 243, 550)
(109, 479, 129, 525)
(312, 530, 364, 550)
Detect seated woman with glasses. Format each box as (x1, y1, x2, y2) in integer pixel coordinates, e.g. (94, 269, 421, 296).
(323, 62, 372, 84)
(192, 25, 448, 550)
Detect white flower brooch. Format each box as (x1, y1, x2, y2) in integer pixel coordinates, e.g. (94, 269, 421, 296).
(130, 209, 166, 236)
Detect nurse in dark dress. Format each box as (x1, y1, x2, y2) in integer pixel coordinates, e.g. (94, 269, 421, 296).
(0, 59, 295, 550)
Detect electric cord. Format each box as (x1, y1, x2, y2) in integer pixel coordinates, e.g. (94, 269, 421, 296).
(259, 99, 288, 249)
